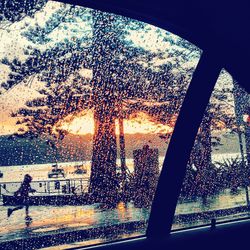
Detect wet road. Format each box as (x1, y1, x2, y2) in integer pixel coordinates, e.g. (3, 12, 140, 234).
(0, 187, 249, 243)
(0, 201, 149, 243)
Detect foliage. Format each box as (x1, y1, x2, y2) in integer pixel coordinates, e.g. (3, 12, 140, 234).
(5, 2, 242, 203)
(215, 157, 250, 192)
(181, 157, 250, 198)
(1, 4, 198, 140)
(181, 163, 221, 198)
(0, 0, 47, 25)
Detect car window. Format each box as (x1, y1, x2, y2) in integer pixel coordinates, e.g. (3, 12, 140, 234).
(0, 1, 201, 248)
(172, 70, 250, 231)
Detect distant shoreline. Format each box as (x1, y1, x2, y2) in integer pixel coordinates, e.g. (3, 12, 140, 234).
(0, 132, 245, 166)
(0, 152, 243, 168)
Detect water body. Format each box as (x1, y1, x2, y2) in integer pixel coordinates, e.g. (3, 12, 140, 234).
(0, 152, 242, 183)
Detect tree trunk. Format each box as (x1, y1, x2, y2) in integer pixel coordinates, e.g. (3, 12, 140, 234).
(198, 112, 212, 170)
(119, 117, 126, 173)
(118, 102, 126, 184)
(233, 81, 250, 170)
(89, 106, 118, 204)
(246, 124, 250, 167)
(89, 10, 119, 205)
(191, 110, 212, 196)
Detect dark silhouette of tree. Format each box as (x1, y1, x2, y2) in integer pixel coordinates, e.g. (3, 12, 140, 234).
(1, 3, 199, 203)
(2, 2, 242, 202)
(181, 71, 238, 197)
(0, 0, 47, 28)
(215, 157, 250, 193)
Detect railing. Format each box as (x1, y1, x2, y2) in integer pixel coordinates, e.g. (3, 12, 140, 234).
(0, 178, 90, 197)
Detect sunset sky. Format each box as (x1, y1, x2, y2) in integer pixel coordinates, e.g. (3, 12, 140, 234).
(0, 78, 174, 135)
(0, 1, 184, 136)
(0, 1, 233, 136)
(58, 111, 173, 135)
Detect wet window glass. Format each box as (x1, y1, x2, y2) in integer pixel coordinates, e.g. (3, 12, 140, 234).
(173, 70, 250, 231)
(0, 0, 201, 248)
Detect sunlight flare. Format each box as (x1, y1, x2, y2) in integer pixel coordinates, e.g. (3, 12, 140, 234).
(57, 111, 173, 135)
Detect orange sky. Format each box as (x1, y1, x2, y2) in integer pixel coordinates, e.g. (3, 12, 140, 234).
(0, 81, 173, 136)
(58, 111, 173, 135)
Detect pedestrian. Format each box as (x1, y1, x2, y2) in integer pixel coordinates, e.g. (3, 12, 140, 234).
(7, 174, 36, 220)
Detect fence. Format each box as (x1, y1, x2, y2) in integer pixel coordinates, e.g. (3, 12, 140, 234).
(0, 178, 90, 197)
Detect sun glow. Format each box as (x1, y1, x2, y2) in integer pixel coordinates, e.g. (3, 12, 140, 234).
(59, 112, 173, 135)
(60, 113, 95, 134)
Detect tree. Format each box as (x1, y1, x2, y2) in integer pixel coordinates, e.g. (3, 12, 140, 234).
(233, 82, 250, 165)
(0, 0, 47, 28)
(1, 2, 199, 203)
(184, 70, 237, 197)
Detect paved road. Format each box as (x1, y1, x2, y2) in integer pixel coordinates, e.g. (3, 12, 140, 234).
(0, 187, 249, 244)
